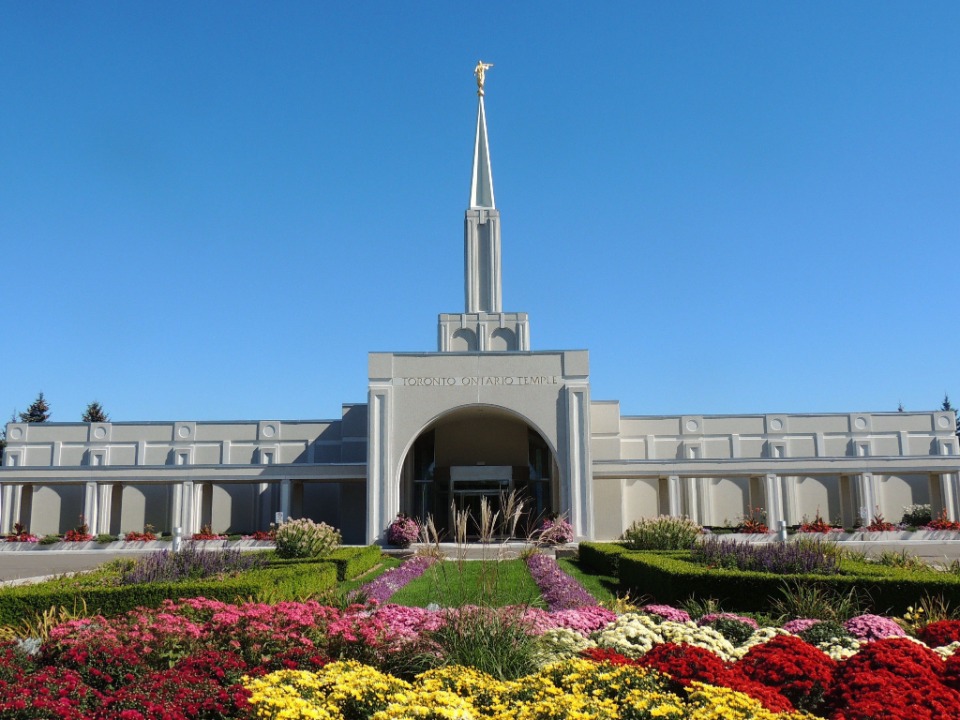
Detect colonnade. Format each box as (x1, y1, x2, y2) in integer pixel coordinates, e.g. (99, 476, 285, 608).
(0, 478, 294, 536)
(659, 471, 960, 528)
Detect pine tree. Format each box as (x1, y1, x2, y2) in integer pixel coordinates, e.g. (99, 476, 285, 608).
(19, 393, 50, 423)
(81, 401, 109, 423)
(942, 394, 960, 437)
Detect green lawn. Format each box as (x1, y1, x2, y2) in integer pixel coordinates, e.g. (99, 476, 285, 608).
(389, 559, 546, 607)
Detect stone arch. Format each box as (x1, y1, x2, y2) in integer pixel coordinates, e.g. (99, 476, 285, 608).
(398, 404, 559, 538)
(450, 328, 478, 351)
(489, 327, 516, 351)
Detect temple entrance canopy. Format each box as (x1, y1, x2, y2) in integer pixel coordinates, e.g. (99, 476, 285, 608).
(402, 406, 558, 538)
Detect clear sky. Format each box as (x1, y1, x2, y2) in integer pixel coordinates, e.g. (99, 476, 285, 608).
(2, 2, 958, 424)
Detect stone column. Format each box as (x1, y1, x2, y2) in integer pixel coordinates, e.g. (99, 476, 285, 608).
(279, 478, 291, 523)
(0, 484, 22, 534)
(96, 483, 113, 535)
(667, 475, 682, 516)
(366, 386, 394, 543)
(763, 474, 784, 529)
(855, 473, 876, 525)
(180, 480, 195, 535)
(683, 477, 700, 524)
(83, 481, 98, 535)
(564, 383, 593, 539)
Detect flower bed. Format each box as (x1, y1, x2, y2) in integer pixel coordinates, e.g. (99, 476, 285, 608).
(524, 553, 597, 610)
(4, 594, 960, 718)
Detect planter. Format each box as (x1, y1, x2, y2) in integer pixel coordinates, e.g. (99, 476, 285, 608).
(0, 539, 276, 552)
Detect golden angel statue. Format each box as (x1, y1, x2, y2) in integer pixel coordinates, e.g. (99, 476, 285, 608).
(474, 61, 493, 95)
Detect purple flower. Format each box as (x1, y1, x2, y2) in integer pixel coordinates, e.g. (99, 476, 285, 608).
(356, 556, 436, 604)
(698, 612, 759, 629)
(640, 604, 692, 623)
(844, 613, 907, 641)
(782, 618, 822, 634)
(525, 553, 598, 611)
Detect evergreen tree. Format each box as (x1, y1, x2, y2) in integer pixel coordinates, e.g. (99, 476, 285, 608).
(942, 394, 960, 437)
(18, 393, 50, 423)
(81, 401, 109, 423)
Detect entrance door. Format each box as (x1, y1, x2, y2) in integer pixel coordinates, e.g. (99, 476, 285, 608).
(403, 406, 557, 539)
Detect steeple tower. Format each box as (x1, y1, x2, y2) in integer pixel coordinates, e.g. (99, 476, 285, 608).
(465, 82, 501, 314)
(438, 62, 530, 352)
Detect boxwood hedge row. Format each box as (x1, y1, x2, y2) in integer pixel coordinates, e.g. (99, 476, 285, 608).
(617, 550, 960, 614)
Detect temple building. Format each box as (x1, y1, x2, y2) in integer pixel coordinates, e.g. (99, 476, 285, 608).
(3, 68, 959, 544)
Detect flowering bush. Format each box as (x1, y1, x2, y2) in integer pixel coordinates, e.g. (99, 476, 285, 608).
(827, 637, 960, 719)
(621, 515, 701, 550)
(902, 503, 933, 526)
(797, 511, 840, 533)
(273, 518, 340, 559)
(737, 507, 769, 533)
(120, 545, 267, 585)
(692, 536, 840, 574)
(864, 513, 898, 532)
(385, 514, 419, 547)
(919, 619, 960, 648)
(191, 524, 227, 541)
(525, 553, 597, 610)
(64, 520, 93, 542)
(243, 529, 275, 541)
(738, 634, 836, 712)
(843, 613, 907, 641)
(124, 528, 158, 542)
(4, 521, 39, 543)
(538, 516, 574, 545)
(924, 510, 960, 531)
(640, 604, 691, 623)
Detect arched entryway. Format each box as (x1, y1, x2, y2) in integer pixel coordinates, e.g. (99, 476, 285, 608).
(400, 405, 559, 538)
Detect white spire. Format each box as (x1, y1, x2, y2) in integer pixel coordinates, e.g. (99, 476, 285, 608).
(469, 91, 495, 209)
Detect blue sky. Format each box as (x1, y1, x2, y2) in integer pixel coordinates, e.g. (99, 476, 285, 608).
(2, 2, 958, 423)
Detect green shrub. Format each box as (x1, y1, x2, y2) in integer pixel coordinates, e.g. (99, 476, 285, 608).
(798, 620, 852, 645)
(0, 562, 337, 625)
(578, 542, 632, 577)
(417, 607, 542, 681)
(95, 534, 117, 543)
(621, 516, 702, 550)
(38, 535, 60, 545)
(618, 551, 960, 614)
(325, 545, 382, 581)
(902, 504, 932, 526)
(274, 518, 341, 559)
(770, 583, 866, 622)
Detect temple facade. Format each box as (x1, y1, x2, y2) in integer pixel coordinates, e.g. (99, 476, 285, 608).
(3, 73, 959, 544)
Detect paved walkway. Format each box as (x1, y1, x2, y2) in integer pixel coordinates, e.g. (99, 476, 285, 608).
(3, 540, 960, 585)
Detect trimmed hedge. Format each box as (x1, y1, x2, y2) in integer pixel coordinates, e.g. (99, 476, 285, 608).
(325, 545, 382, 581)
(618, 551, 960, 614)
(0, 562, 337, 625)
(578, 542, 632, 577)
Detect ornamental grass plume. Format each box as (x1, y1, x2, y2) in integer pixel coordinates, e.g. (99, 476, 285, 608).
(621, 515, 702, 550)
(274, 518, 341, 558)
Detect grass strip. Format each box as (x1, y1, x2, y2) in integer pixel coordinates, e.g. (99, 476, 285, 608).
(556, 557, 619, 605)
(389, 559, 545, 608)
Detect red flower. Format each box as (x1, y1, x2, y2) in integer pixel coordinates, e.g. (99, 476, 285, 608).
(919, 619, 960, 648)
(738, 634, 835, 712)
